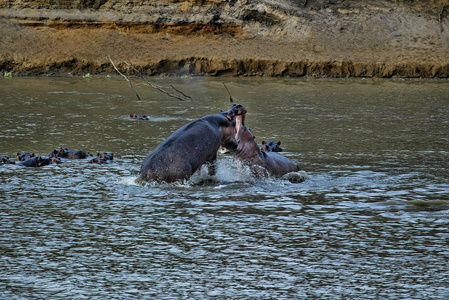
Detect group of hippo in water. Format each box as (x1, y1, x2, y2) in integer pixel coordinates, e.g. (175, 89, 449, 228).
(1, 148, 114, 167)
(138, 104, 304, 184)
(2, 103, 304, 183)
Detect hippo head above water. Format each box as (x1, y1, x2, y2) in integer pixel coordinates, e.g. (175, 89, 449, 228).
(222, 104, 247, 124)
(219, 104, 247, 153)
(262, 140, 282, 152)
(233, 113, 300, 178)
(234, 113, 258, 159)
(228, 104, 247, 116)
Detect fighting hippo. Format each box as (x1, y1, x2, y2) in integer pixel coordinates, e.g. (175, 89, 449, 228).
(262, 140, 282, 152)
(233, 114, 301, 178)
(139, 107, 244, 183)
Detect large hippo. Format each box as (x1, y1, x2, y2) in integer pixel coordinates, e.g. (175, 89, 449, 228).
(139, 108, 243, 183)
(233, 114, 300, 178)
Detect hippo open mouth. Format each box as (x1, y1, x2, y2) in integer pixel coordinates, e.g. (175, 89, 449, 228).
(218, 103, 247, 153)
(226, 103, 247, 139)
(234, 114, 246, 142)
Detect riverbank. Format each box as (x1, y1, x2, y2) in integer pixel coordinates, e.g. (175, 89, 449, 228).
(1, 0, 449, 77)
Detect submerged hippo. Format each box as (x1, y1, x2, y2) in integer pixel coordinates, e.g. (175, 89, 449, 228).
(139, 108, 243, 183)
(17, 152, 35, 161)
(262, 140, 283, 152)
(1, 156, 15, 165)
(130, 114, 150, 120)
(88, 152, 114, 164)
(234, 114, 300, 178)
(18, 156, 51, 167)
(18, 156, 63, 167)
(48, 147, 88, 159)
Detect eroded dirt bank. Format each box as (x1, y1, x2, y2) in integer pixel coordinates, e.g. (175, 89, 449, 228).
(1, 0, 449, 77)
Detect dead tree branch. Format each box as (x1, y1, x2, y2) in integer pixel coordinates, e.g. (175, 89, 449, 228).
(107, 56, 193, 101)
(123, 60, 190, 101)
(223, 83, 234, 103)
(170, 85, 193, 101)
(106, 55, 141, 100)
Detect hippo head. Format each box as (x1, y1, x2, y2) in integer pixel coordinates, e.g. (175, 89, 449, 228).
(227, 103, 247, 124)
(262, 141, 282, 152)
(234, 114, 259, 158)
(219, 104, 247, 152)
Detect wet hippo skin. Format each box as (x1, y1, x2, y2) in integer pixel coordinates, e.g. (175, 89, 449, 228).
(234, 115, 299, 178)
(18, 156, 51, 167)
(139, 113, 238, 183)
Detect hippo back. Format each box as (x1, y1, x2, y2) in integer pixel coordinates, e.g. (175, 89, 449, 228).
(261, 151, 300, 177)
(140, 114, 236, 183)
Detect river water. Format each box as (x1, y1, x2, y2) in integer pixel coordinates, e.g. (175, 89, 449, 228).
(1, 76, 448, 299)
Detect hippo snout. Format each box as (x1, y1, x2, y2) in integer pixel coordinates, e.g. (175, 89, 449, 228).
(227, 104, 247, 117)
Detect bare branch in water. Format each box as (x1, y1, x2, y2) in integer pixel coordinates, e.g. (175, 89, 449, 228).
(123, 60, 191, 102)
(106, 55, 141, 100)
(223, 83, 234, 103)
(107, 56, 193, 101)
(170, 85, 193, 101)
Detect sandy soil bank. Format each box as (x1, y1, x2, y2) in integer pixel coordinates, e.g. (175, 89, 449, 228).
(1, 0, 449, 77)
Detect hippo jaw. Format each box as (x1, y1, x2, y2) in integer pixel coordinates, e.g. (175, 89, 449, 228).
(218, 104, 247, 153)
(234, 115, 261, 160)
(234, 114, 246, 143)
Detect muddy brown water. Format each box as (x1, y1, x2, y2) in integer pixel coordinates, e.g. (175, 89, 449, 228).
(1, 77, 449, 298)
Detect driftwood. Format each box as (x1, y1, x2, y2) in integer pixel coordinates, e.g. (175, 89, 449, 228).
(107, 56, 192, 101)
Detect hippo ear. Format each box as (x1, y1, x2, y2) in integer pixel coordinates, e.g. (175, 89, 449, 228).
(262, 141, 266, 145)
(277, 141, 281, 146)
